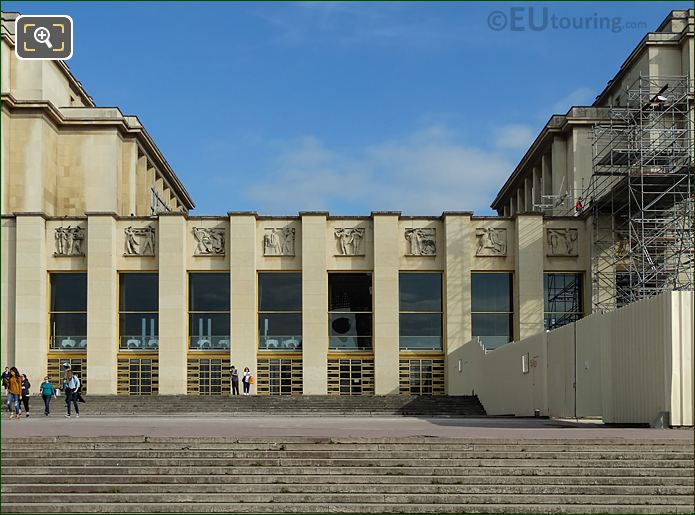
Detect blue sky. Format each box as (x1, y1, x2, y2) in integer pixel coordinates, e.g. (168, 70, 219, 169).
(6, 1, 691, 215)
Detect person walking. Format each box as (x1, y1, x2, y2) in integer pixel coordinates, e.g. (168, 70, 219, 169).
(40, 376, 56, 416)
(63, 369, 80, 418)
(230, 365, 240, 396)
(20, 374, 31, 417)
(2, 366, 10, 394)
(6, 367, 22, 420)
(242, 367, 252, 396)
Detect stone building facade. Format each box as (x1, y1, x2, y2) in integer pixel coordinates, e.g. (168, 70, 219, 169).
(13, 9, 678, 396)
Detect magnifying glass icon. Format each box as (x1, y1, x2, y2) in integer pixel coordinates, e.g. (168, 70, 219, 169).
(34, 26, 53, 49)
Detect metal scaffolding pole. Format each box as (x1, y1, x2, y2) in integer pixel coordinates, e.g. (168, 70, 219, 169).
(588, 75, 693, 312)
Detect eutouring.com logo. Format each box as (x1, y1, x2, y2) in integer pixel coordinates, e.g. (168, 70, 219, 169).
(487, 7, 647, 33)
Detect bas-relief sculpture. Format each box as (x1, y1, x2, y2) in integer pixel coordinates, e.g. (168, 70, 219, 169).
(193, 227, 225, 256)
(547, 228, 579, 257)
(54, 226, 85, 256)
(124, 226, 156, 256)
(264, 227, 296, 256)
(405, 228, 436, 256)
(334, 228, 365, 256)
(476, 227, 507, 256)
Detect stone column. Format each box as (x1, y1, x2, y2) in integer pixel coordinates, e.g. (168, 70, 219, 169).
(158, 213, 187, 394)
(372, 212, 400, 395)
(551, 136, 568, 211)
(444, 212, 473, 395)
(1, 217, 17, 369)
(13, 214, 47, 382)
(516, 214, 544, 340)
(86, 213, 118, 394)
(229, 212, 257, 393)
(301, 212, 328, 395)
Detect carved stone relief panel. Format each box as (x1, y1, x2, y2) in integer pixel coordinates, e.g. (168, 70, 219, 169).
(263, 227, 296, 257)
(54, 226, 85, 257)
(124, 226, 156, 256)
(546, 228, 579, 257)
(334, 228, 365, 256)
(405, 228, 436, 256)
(475, 228, 507, 256)
(193, 227, 225, 256)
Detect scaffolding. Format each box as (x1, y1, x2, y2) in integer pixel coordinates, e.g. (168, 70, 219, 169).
(585, 75, 694, 312)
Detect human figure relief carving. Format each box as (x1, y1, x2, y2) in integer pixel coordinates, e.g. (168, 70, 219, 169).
(334, 228, 365, 256)
(547, 228, 579, 256)
(193, 228, 225, 256)
(476, 228, 507, 256)
(405, 228, 436, 256)
(54, 226, 85, 256)
(263, 227, 296, 256)
(124, 226, 156, 256)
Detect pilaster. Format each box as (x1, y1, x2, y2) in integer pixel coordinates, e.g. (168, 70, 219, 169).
(372, 213, 399, 395)
(516, 214, 544, 340)
(86, 214, 118, 394)
(13, 214, 47, 382)
(444, 213, 473, 395)
(230, 213, 257, 392)
(301, 213, 328, 394)
(158, 214, 187, 394)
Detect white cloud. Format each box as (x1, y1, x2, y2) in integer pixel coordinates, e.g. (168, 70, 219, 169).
(245, 126, 513, 215)
(552, 87, 595, 113)
(494, 124, 536, 151)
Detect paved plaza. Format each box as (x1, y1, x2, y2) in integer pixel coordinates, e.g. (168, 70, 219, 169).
(2, 415, 692, 440)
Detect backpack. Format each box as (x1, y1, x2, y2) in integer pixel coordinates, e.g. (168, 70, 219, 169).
(249, 375, 254, 385)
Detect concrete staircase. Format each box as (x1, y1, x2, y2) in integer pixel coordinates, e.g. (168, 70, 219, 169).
(1, 436, 692, 513)
(70, 395, 487, 417)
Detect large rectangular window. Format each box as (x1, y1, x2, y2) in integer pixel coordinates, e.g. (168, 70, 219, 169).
(399, 272, 442, 351)
(328, 273, 372, 351)
(49, 273, 87, 351)
(189, 273, 230, 350)
(119, 273, 158, 351)
(258, 273, 302, 351)
(544, 273, 583, 330)
(471, 272, 513, 350)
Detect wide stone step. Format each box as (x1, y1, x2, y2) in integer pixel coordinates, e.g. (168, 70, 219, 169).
(4, 466, 691, 477)
(4, 449, 690, 460)
(1, 502, 692, 514)
(3, 483, 691, 496)
(2, 492, 691, 505)
(5, 458, 692, 470)
(3, 474, 690, 486)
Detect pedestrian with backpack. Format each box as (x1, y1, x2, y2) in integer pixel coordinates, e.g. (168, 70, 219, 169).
(63, 369, 81, 418)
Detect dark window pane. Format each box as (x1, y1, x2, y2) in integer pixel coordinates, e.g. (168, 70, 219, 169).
(119, 273, 158, 311)
(50, 273, 87, 311)
(399, 313, 442, 337)
(50, 313, 87, 350)
(258, 273, 302, 311)
(399, 273, 442, 312)
(329, 313, 372, 337)
(471, 273, 512, 312)
(472, 313, 513, 350)
(544, 273, 582, 314)
(189, 273, 229, 311)
(119, 313, 158, 349)
(259, 313, 302, 350)
(329, 273, 372, 312)
(399, 314, 442, 351)
(189, 313, 230, 350)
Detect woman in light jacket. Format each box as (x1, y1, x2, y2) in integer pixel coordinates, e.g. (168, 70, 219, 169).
(242, 367, 252, 396)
